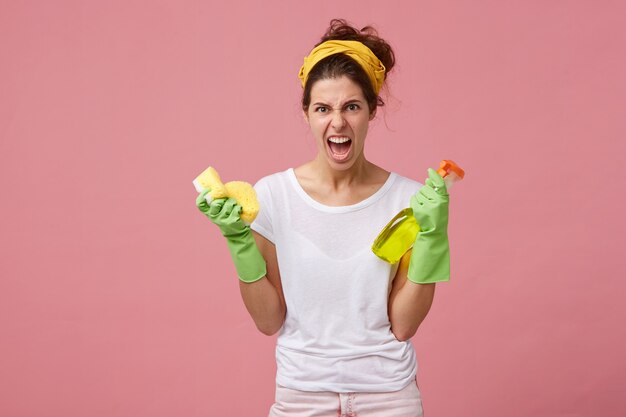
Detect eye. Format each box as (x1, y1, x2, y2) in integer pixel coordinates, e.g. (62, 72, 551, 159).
(314, 106, 328, 113)
(346, 103, 360, 111)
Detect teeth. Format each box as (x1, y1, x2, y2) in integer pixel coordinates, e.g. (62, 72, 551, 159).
(328, 137, 351, 144)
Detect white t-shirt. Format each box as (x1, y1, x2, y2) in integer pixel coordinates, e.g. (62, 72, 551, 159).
(251, 168, 423, 393)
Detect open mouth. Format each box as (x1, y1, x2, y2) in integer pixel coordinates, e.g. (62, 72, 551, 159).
(327, 136, 352, 162)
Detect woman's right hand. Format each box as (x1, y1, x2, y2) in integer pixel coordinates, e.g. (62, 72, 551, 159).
(196, 188, 247, 238)
(195, 188, 267, 283)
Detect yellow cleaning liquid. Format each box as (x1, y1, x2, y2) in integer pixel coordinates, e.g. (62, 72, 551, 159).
(372, 160, 465, 264)
(371, 208, 420, 264)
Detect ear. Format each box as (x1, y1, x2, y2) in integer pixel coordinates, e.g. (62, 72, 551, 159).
(369, 108, 377, 121)
(302, 110, 310, 124)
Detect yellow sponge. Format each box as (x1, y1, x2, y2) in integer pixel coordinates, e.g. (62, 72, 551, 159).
(193, 166, 227, 199)
(224, 181, 259, 224)
(193, 166, 259, 224)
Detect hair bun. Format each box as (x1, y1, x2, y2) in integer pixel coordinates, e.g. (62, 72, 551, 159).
(321, 19, 395, 78)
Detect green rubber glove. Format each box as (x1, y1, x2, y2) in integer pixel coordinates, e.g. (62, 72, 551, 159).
(407, 168, 450, 284)
(196, 188, 267, 283)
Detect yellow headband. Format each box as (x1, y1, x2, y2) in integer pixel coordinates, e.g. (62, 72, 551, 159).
(298, 40, 386, 94)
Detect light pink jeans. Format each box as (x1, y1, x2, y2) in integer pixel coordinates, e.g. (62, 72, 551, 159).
(268, 381, 424, 417)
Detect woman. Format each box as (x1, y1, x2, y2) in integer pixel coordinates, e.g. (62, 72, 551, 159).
(196, 19, 451, 417)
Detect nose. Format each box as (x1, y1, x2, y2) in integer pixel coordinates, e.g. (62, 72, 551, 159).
(331, 110, 346, 130)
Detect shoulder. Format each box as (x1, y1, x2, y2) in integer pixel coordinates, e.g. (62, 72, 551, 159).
(254, 169, 291, 189)
(390, 172, 423, 195)
(253, 169, 293, 203)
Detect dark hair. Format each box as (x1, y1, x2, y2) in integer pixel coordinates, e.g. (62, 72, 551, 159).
(301, 19, 396, 115)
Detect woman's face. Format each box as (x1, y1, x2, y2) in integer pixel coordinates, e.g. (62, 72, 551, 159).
(304, 76, 375, 171)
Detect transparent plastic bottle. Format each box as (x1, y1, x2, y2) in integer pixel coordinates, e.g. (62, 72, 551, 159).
(371, 160, 465, 264)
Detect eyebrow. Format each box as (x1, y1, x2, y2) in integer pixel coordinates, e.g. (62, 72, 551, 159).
(311, 99, 365, 107)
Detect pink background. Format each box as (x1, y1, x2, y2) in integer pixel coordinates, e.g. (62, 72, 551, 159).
(1, 1, 625, 416)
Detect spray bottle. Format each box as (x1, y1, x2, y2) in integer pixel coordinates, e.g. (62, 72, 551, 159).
(371, 160, 465, 264)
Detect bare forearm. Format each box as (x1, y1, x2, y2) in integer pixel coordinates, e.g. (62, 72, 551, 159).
(239, 277, 285, 336)
(389, 281, 435, 341)
(236, 231, 287, 336)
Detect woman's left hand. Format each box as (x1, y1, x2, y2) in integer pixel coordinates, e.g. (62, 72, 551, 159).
(407, 168, 451, 284)
(410, 168, 449, 234)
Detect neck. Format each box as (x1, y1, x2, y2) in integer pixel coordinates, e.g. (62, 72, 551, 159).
(309, 152, 372, 190)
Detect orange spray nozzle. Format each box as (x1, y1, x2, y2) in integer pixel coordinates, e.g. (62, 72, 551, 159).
(437, 160, 465, 179)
